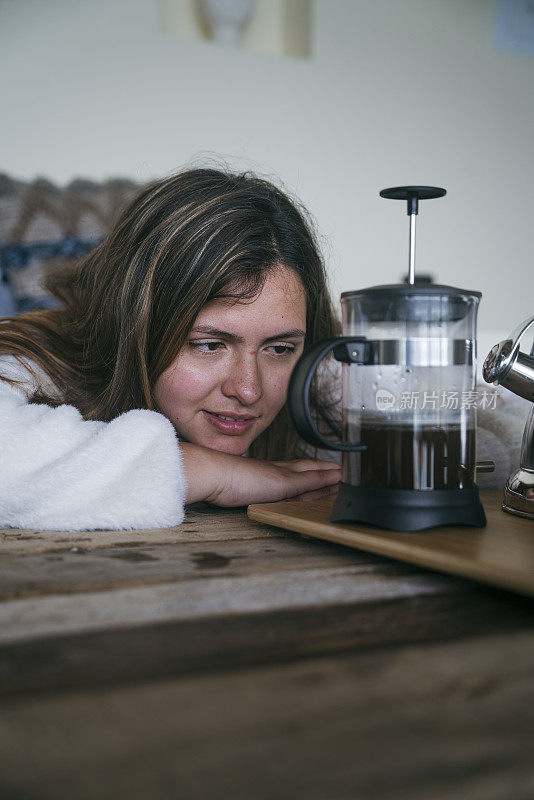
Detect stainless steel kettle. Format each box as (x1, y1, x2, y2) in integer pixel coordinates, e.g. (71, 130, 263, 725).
(483, 315, 534, 519)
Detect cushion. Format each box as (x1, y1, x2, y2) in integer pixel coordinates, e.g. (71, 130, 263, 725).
(0, 174, 140, 314)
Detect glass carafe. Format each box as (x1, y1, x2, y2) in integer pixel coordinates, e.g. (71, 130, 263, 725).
(342, 284, 479, 491)
(287, 283, 486, 531)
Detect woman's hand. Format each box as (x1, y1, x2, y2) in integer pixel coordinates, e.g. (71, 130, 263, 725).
(180, 442, 341, 506)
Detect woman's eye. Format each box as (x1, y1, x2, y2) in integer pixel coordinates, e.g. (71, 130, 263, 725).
(189, 341, 296, 356)
(189, 341, 224, 353)
(268, 344, 295, 356)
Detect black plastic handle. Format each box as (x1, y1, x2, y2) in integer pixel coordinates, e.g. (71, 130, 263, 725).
(287, 336, 369, 452)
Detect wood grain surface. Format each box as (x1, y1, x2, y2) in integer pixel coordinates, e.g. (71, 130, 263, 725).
(0, 504, 268, 554)
(1, 501, 533, 799)
(0, 630, 533, 800)
(248, 490, 534, 597)
(1, 502, 533, 701)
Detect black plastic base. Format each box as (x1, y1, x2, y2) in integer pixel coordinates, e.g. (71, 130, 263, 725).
(331, 482, 487, 532)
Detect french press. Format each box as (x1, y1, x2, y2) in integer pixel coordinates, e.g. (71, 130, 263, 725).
(288, 186, 487, 532)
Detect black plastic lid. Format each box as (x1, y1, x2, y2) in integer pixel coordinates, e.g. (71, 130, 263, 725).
(341, 284, 481, 323)
(341, 283, 481, 300)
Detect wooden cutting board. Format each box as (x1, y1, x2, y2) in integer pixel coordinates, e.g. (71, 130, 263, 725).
(248, 490, 534, 597)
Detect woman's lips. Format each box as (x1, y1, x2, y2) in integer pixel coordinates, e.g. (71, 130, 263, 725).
(203, 410, 257, 435)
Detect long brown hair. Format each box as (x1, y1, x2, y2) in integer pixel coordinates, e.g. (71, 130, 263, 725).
(0, 168, 340, 459)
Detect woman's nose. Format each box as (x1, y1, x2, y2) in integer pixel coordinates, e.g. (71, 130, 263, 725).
(221, 354, 263, 405)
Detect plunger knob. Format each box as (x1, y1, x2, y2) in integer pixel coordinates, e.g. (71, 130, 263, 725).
(380, 186, 446, 214)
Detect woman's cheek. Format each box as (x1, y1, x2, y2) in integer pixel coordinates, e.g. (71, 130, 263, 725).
(155, 362, 208, 415)
(267, 368, 294, 413)
(174, 357, 217, 397)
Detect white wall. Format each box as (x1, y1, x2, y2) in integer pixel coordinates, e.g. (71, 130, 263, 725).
(1, 0, 534, 367)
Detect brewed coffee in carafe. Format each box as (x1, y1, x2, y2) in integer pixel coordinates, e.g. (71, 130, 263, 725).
(287, 186, 487, 531)
(341, 284, 479, 494)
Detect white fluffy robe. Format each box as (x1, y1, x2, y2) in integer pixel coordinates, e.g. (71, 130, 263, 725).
(0, 356, 187, 531)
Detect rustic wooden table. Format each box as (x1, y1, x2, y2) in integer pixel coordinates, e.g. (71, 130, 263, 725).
(1, 501, 533, 800)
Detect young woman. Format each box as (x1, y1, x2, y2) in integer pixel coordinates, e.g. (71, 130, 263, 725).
(0, 168, 341, 531)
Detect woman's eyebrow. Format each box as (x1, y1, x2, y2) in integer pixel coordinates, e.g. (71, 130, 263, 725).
(262, 329, 306, 343)
(190, 325, 306, 344)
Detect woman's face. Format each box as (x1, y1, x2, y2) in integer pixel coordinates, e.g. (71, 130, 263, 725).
(153, 268, 307, 455)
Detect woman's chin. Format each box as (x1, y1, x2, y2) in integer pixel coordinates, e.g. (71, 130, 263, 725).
(174, 425, 252, 456)
(194, 434, 250, 457)
(209, 440, 249, 456)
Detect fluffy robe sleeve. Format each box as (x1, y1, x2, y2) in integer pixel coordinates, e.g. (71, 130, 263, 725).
(0, 356, 187, 531)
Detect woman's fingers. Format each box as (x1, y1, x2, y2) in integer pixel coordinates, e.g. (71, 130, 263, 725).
(282, 465, 340, 499)
(290, 484, 339, 503)
(272, 458, 340, 472)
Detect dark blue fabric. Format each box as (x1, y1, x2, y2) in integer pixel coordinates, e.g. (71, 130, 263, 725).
(0, 235, 101, 314)
(0, 235, 100, 271)
(16, 296, 61, 313)
(0, 276, 16, 316)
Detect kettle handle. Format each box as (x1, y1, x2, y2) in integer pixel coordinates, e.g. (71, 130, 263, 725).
(509, 314, 534, 356)
(287, 336, 369, 452)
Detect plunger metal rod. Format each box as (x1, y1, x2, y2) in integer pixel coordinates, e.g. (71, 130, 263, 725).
(379, 186, 446, 285)
(408, 212, 417, 285)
